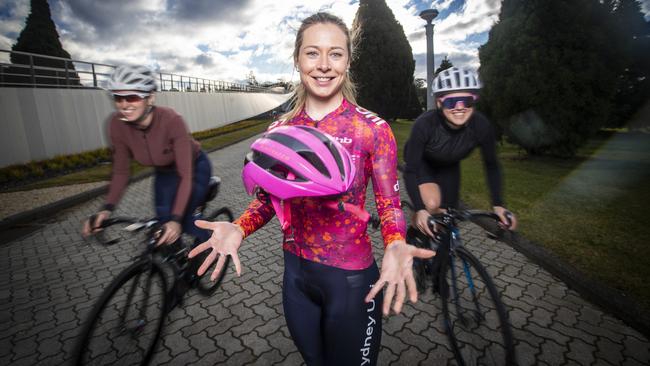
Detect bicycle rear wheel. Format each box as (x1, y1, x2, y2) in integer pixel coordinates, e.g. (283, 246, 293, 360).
(439, 246, 515, 366)
(196, 206, 233, 295)
(73, 260, 168, 366)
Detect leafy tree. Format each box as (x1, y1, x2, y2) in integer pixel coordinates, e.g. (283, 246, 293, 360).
(9, 0, 80, 86)
(479, 0, 621, 156)
(351, 0, 419, 120)
(413, 57, 454, 111)
(434, 56, 453, 75)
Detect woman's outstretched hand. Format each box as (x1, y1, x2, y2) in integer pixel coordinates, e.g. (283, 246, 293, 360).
(188, 221, 245, 280)
(365, 240, 436, 316)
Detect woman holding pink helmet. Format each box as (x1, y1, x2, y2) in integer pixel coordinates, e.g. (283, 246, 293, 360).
(189, 12, 434, 366)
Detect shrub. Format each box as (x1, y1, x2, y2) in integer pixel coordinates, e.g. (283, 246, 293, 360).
(27, 162, 45, 177)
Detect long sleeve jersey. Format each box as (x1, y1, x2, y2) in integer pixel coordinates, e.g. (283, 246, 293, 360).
(403, 109, 503, 211)
(105, 106, 201, 218)
(234, 99, 406, 270)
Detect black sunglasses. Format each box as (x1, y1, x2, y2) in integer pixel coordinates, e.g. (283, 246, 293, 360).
(439, 95, 477, 109)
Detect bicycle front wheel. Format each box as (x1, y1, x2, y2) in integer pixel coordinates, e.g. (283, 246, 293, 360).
(73, 260, 168, 366)
(196, 206, 233, 295)
(440, 246, 515, 366)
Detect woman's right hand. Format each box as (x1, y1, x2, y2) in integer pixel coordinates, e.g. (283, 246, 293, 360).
(188, 221, 244, 280)
(82, 210, 111, 238)
(414, 209, 435, 237)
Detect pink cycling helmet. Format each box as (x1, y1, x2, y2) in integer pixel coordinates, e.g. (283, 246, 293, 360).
(242, 125, 355, 200)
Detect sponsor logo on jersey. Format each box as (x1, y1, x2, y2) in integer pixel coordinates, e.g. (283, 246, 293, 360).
(335, 136, 353, 144)
(393, 181, 400, 192)
(355, 107, 387, 126)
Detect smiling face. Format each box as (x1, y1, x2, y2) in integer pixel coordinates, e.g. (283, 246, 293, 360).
(296, 22, 349, 103)
(436, 92, 476, 127)
(112, 90, 154, 123)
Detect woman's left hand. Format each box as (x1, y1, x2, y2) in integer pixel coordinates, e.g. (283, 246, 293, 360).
(157, 221, 182, 245)
(365, 240, 436, 316)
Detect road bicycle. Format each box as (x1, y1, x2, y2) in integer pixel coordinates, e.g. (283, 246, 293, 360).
(402, 200, 516, 366)
(73, 176, 234, 366)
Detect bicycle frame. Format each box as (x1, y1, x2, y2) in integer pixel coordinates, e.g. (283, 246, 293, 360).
(403, 202, 516, 365)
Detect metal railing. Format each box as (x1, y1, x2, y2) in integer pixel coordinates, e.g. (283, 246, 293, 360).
(0, 49, 288, 93)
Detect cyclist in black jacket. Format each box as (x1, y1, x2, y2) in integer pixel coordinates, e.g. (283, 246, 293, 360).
(403, 67, 517, 237)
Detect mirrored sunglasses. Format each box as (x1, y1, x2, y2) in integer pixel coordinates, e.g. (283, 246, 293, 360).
(439, 95, 477, 109)
(111, 93, 150, 103)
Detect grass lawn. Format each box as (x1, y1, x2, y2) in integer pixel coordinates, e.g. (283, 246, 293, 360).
(391, 119, 650, 310)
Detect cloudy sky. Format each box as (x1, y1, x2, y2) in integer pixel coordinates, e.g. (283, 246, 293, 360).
(1, 0, 649, 85)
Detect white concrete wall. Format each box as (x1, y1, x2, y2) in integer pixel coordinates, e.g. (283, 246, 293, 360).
(0, 88, 292, 168)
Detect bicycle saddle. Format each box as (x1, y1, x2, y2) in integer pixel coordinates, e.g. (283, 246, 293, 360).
(205, 176, 222, 203)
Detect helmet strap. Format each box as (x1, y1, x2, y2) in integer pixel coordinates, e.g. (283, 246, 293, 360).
(270, 195, 293, 235)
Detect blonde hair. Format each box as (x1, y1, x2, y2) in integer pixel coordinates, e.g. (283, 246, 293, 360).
(281, 12, 358, 121)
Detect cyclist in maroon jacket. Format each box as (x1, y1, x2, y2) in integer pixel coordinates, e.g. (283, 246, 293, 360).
(82, 65, 212, 247)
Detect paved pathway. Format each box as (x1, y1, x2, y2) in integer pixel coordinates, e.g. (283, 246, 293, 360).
(1, 135, 649, 365)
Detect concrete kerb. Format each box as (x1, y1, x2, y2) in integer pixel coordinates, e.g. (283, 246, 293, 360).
(469, 213, 650, 339)
(0, 133, 260, 233)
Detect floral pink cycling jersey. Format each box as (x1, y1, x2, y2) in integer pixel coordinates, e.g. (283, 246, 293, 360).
(235, 99, 406, 270)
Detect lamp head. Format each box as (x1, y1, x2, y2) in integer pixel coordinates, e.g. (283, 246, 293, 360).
(419, 9, 439, 23)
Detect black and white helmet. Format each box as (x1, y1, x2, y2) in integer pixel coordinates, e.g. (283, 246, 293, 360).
(433, 67, 481, 96)
(107, 65, 157, 92)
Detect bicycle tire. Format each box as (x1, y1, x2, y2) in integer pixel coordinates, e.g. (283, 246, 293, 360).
(439, 246, 515, 366)
(73, 260, 168, 366)
(196, 206, 233, 295)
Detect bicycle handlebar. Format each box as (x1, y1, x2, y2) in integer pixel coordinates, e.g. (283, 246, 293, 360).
(90, 215, 159, 230)
(88, 215, 161, 245)
(426, 208, 511, 233)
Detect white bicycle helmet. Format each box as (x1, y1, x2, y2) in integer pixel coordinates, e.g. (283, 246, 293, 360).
(107, 65, 157, 92)
(433, 67, 481, 96)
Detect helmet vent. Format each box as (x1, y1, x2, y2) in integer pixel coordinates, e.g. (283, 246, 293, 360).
(294, 126, 345, 178)
(263, 133, 330, 178)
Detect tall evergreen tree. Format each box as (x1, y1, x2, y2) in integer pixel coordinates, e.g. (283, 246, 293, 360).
(479, 0, 622, 156)
(351, 0, 418, 120)
(606, 0, 650, 127)
(10, 0, 80, 86)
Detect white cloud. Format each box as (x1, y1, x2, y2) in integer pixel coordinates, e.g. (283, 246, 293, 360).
(4, 0, 650, 86)
(0, 0, 497, 83)
(0, 0, 29, 56)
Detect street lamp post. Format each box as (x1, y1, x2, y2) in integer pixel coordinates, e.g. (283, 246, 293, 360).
(420, 9, 439, 110)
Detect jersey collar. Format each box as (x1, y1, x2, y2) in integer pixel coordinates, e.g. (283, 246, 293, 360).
(298, 98, 350, 125)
